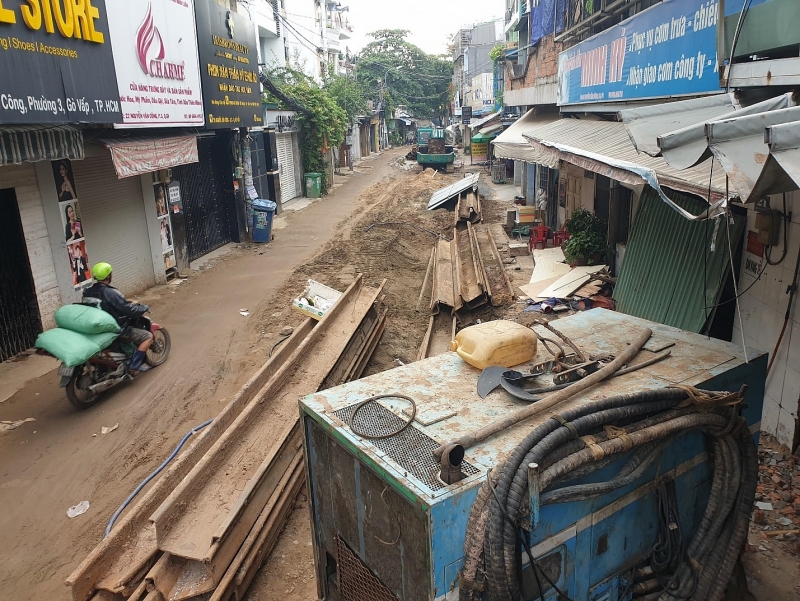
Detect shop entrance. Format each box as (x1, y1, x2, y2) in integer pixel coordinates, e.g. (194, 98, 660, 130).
(173, 136, 233, 263)
(0, 188, 41, 361)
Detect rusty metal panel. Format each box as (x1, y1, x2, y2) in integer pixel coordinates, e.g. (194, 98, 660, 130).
(614, 187, 745, 333)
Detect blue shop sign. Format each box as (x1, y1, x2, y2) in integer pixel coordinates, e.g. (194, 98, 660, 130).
(557, 0, 721, 106)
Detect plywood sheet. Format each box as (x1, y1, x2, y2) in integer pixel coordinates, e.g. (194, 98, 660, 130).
(530, 247, 571, 285)
(535, 266, 608, 300)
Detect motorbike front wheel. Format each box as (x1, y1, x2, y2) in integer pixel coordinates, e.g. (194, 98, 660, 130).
(66, 367, 101, 410)
(146, 328, 171, 367)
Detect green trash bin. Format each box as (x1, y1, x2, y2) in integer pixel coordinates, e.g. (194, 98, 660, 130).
(305, 172, 322, 198)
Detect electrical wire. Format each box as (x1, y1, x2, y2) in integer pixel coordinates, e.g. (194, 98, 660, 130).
(725, 201, 749, 363)
(104, 418, 214, 537)
(725, 0, 754, 92)
(347, 394, 417, 440)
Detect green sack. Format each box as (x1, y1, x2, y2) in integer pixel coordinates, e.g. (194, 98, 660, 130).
(35, 328, 119, 367)
(54, 304, 120, 335)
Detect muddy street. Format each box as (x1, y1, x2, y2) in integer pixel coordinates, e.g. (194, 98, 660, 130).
(0, 151, 410, 600)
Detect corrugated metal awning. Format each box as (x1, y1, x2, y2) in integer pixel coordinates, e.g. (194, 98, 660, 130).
(0, 125, 83, 166)
(492, 109, 559, 163)
(468, 110, 501, 131)
(428, 172, 480, 210)
(614, 187, 746, 334)
(479, 123, 503, 136)
(522, 119, 730, 220)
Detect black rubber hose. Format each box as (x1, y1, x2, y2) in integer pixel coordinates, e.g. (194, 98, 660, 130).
(491, 398, 693, 600)
(707, 425, 758, 601)
(541, 435, 678, 505)
(482, 389, 691, 600)
(495, 413, 731, 601)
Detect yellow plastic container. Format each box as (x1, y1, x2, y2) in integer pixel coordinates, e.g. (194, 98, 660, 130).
(450, 320, 538, 369)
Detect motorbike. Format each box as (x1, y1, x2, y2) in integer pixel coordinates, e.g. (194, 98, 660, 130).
(39, 315, 171, 409)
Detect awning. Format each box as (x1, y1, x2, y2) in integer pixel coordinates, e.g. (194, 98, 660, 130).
(0, 125, 83, 166)
(522, 119, 730, 220)
(707, 106, 800, 201)
(103, 135, 199, 179)
(492, 109, 559, 163)
(750, 120, 800, 200)
(479, 123, 503, 137)
(621, 93, 794, 170)
(620, 94, 738, 159)
(468, 110, 501, 131)
(399, 118, 412, 126)
(614, 186, 745, 334)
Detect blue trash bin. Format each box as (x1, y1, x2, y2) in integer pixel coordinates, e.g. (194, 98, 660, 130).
(252, 199, 277, 243)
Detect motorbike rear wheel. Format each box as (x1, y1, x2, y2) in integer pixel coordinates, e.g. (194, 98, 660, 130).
(146, 328, 171, 367)
(66, 367, 101, 410)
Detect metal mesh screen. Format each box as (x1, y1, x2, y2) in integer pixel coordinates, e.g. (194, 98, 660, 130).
(333, 400, 479, 491)
(335, 533, 397, 601)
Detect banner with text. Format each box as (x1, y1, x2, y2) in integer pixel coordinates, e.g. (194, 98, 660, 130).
(0, 0, 122, 124)
(194, 0, 262, 129)
(106, 0, 204, 127)
(105, 134, 198, 178)
(557, 0, 721, 106)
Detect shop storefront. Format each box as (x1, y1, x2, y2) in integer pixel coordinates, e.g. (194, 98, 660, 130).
(0, 0, 120, 358)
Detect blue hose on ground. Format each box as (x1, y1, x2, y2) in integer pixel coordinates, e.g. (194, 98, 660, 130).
(104, 418, 214, 537)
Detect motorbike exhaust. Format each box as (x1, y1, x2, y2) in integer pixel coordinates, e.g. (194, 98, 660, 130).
(88, 375, 131, 394)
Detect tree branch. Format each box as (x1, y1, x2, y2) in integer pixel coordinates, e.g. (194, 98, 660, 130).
(258, 70, 313, 116)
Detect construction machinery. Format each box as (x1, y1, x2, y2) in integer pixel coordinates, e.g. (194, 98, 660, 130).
(299, 309, 764, 601)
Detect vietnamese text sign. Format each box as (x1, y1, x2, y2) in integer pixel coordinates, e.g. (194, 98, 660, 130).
(557, 0, 721, 106)
(0, 0, 121, 124)
(106, 0, 204, 127)
(194, 0, 262, 129)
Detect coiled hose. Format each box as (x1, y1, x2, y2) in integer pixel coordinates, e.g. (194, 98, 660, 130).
(458, 386, 756, 601)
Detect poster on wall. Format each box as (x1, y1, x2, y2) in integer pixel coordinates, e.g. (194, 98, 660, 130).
(106, 0, 204, 127)
(557, 0, 722, 106)
(154, 184, 176, 271)
(51, 160, 93, 289)
(0, 0, 122, 124)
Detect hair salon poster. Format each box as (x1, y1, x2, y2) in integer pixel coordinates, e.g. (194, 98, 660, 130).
(153, 183, 176, 272)
(51, 159, 92, 289)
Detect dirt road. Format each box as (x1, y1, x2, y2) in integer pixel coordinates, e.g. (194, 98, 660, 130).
(0, 151, 403, 600)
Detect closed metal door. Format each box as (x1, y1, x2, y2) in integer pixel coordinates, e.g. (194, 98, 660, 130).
(0, 188, 42, 360)
(276, 133, 297, 202)
(72, 154, 155, 295)
(173, 137, 232, 262)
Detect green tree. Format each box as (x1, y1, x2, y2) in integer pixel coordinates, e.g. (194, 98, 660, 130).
(261, 66, 348, 192)
(323, 73, 368, 123)
(355, 29, 452, 120)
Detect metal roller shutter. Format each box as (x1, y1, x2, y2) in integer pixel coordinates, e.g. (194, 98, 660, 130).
(276, 133, 297, 202)
(72, 154, 155, 295)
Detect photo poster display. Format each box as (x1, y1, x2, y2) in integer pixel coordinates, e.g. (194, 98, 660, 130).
(52, 160, 92, 289)
(154, 184, 176, 271)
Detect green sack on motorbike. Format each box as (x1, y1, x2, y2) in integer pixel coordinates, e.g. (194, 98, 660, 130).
(54, 304, 120, 335)
(35, 328, 118, 367)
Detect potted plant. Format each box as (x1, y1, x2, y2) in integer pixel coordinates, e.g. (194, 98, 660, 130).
(562, 208, 607, 266)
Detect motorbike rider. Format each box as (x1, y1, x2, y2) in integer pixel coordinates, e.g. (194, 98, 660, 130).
(83, 262, 154, 373)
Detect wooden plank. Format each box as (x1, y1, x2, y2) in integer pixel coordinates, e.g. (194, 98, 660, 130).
(67, 316, 318, 601)
(535, 266, 609, 300)
(150, 278, 384, 570)
(206, 452, 304, 601)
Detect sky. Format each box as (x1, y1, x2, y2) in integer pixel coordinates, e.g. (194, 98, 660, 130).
(340, 0, 503, 55)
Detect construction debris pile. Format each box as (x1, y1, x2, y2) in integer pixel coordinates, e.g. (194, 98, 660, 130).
(67, 276, 387, 601)
(419, 174, 515, 360)
(750, 436, 800, 556)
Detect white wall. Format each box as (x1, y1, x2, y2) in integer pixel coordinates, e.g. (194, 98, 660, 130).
(731, 191, 800, 449)
(1, 164, 62, 329)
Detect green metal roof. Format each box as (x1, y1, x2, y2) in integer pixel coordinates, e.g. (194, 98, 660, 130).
(614, 187, 746, 333)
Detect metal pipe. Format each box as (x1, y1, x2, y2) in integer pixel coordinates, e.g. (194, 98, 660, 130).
(526, 463, 540, 531)
(435, 327, 652, 456)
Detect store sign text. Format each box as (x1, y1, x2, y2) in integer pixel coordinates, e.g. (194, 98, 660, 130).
(0, 0, 105, 42)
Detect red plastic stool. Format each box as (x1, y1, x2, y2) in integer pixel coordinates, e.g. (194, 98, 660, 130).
(553, 229, 570, 246)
